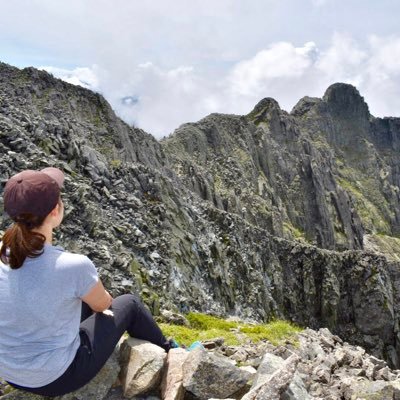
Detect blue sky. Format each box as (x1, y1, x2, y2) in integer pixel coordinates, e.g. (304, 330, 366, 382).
(1, 0, 400, 138)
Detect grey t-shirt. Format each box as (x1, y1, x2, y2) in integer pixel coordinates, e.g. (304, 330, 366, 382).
(0, 243, 99, 387)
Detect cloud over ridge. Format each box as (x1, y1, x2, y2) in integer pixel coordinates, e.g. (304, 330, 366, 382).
(40, 33, 400, 138)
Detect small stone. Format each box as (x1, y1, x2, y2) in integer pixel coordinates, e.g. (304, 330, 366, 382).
(313, 365, 331, 384)
(230, 348, 249, 363)
(239, 366, 257, 376)
(159, 310, 190, 327)
(150, 251, 161, 260)
(202, 337, 225, 349)
(375, 366, 391, 381)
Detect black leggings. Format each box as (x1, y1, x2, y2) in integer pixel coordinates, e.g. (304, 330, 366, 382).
(9, 294, 170, 397)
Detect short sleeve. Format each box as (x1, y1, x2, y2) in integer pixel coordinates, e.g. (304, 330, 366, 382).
(75, 256, 99, 298)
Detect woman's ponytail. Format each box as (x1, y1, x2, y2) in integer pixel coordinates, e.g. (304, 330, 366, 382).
(0, 214, 46, 269)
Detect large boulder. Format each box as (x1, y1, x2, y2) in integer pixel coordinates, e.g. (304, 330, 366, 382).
(119, 338, 167, 398)
(253, 353, 311, 400)
(161, 348, 189, 400)
(182, 348, 252, 400)
(341, 378, 400, 400)
(242, 354, 301, 400)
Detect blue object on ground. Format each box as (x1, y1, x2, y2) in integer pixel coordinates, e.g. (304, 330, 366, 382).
(168, 339, 204, 351)
(169, 339, 181, 349)
(187, 341, 204, 351)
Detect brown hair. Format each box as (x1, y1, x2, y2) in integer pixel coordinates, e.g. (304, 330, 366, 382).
(0, 213, 47, 269)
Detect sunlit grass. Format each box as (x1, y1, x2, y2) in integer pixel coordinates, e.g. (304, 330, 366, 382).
(159, 324, 241, 346)
(187, 312, 238, 331)
(160, 312, 302, 347)
(240, 320, 302, 345)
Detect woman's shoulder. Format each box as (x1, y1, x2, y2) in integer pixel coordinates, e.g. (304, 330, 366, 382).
(49, 244, 95, 270)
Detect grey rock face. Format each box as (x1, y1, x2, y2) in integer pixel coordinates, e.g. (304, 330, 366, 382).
(1, 62, 400, 367)
(242, 354, 301, 400)
(3, 328, 400, 400)
(182, 348, 252, 399)
(253, 353, 311, 399)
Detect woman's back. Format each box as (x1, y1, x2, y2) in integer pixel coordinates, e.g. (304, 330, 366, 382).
(0, 243, 98, 387)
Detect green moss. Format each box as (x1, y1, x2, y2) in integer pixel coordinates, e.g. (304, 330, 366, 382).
(365, 234, 400, 262)
(130, 258, 144, 287)
(221, 234, 231, 245)
(240, 320, 302, 345)
(283, 221, 309, 244)
(160, 312, 302, 347)
(232, 147, 251, 166)
(110, 159, 122, 169)
(97, 144, 115, 159)
(142, 288, 160, 316)
(187, 312, 238, 331)
(312, 135, 331, 151)
(159, 324, 241, 346)
(37, 138, 52, 155)
(337, 177, 390, 234)
(283, 222, 305, 239)
(3, 383, 15, 394)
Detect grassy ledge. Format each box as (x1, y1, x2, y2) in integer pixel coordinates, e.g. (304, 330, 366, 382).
(159, 312, 302, 347)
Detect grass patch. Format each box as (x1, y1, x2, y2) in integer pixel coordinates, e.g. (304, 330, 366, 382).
(159, 323, 241, 346)
(283, 222, 305, 239)
(187, 312, 238, 330)
(365, 234, 400, 262)
(240, 320, 302, 345)
(159, 312, 302, 347)
(337, 176, 391, 234)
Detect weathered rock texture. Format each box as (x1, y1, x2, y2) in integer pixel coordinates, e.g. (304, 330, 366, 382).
(119, 338, 167, 398)
(182, 348, 252, 399)
(4, 329, 400, 399)
(241, 354, 300, 400)
(162, 84, 400, 252)
(1, 62, 400, 365)
(161, 348, 188, 400)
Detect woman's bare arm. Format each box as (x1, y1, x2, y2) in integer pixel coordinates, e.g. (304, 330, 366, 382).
(81, 280, 113, 312)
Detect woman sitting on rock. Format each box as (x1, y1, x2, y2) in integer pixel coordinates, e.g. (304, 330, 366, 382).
(0, 167, 173, 396)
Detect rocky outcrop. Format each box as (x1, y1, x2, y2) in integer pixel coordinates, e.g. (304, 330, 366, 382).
(3, 329, 400, 399)
(162, 83, 400, 253)
(1, 62, 400, 365)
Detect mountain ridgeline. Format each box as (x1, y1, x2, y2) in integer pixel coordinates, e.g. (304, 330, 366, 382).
(1, 62, 400, 366)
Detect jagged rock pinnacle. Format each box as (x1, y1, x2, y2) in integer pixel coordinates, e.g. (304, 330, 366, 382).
(323, 82, 370, 118)
(291, 96, 321, 116)
(247, 97, 281, 124)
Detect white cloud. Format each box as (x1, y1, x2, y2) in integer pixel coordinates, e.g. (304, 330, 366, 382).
(316, 33, 367, 85)
(228, 42, 317, 97)
(39, 33, 400, 137)
(2, 1, 400, 136)
(361, 35, 400, 117)
(311, 0, 330, 6)
(40, 66, 100, 90)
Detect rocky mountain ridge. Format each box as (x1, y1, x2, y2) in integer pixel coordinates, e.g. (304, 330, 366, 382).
(1, 62, 400, 366)
(162, 83, 400, 252)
